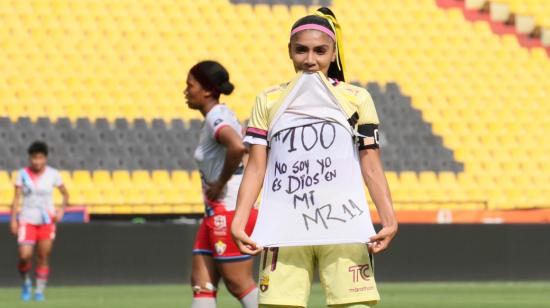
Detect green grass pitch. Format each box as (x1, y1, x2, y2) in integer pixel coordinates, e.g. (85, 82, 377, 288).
(0, 282, 548, 307)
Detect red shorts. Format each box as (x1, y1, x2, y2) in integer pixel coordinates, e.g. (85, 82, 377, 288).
(17, 222, 56, 245)
(193, 208, 258, 262)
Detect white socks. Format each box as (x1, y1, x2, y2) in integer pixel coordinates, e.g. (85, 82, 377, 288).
(191, 297, 216, 308)
(239, 287, 258, 308)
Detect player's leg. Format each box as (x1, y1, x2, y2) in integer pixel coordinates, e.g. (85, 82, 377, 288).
(33, 223, 56, 301)
(213, 208, 258, 307)
(17, 222, 35, 301)
(216, 259, 257, 308)
(317, 244, 380, 307)
(17, 245, 33, 280)
(17, 245, 34, 301)
(34, 238, 53, 301)
(191, 253, 220, 308)
(257, 246, 315, 307)
(192, 218, 220, 308)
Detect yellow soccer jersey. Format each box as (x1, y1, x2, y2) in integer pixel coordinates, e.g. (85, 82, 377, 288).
(244, 74, 380, 150)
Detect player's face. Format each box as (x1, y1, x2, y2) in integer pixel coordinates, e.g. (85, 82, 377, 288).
(29, 153, 47, 172)
(184, 73, 208, 110)
(289, 30, 336, 77)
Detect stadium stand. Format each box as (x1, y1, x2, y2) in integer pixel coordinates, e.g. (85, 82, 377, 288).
(495, 0, 550, 27)
(0, 0, 548, 215)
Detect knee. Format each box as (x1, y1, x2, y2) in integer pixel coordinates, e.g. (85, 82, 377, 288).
(224, 279, 241, 297)
(19, 252, 32, 263)
(19, 255, 32, 263)
(224, 278, 254, 298)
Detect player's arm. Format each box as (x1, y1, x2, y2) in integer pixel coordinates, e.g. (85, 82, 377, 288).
(231, 144, 267, 256)
(356, 88, 397, 253)
(10, 186, 22, 236)
(359, 148, 397, 254)
(55, 184, 70, 223)
(205, 126, 246, 200)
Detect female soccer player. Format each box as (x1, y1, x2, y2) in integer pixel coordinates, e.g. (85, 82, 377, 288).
(10, 141, 69, 302)
(184, 61, 258, 308)
(232, 7, 398, 308)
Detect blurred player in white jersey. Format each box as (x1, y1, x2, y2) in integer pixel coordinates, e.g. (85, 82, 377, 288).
(184, 61, 258, 308)
(9, 141, 69, 301)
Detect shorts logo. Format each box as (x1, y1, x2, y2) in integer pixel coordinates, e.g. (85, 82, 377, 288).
(213, 215, 226, 228)
(214, 240, 227, 255)
(259, 275, 269, 292)
(213, 215, 227, 236)
(213, 119, 223, 127)
(348, 264, 371, 283)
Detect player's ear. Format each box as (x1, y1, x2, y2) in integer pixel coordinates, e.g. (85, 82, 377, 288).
(202, 88, 214, 99)
(288, 42, 292, 59)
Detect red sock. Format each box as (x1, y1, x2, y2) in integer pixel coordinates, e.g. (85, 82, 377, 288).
(238, 284, 257, 300)
(193, 290, 217, 299)
(17, 261, 32, 277)
(36, 266, 50, 280)
(35, 266, 49, 293)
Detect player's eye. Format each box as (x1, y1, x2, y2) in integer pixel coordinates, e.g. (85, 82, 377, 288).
(295, 46, 308, 54)
(314, 46, 328, 55)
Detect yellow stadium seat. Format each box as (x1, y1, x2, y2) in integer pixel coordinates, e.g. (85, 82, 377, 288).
(152, 170, 172, 188)
(58, 171, 72, 188)
(132, 170, 152, 188)
(70, 191, 85, 205)
(172, 170, 191, 186)
(438, 172, 457, 187)
(82, 188, 103, 205)
(72, 170, 93, 189)
(102, 189, 125, 206)
(399, 172, 418, 186)
(112, 170, 132, 189)
(164, 187, 185, 204)
(0, 186, 13, 205)
(92, 170, 112, 189)
(124, 189, 144, 205)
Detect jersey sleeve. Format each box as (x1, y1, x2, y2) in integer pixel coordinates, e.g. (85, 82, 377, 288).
(53, 169, 64, 187)
(206, 110, 238, 142)
(243, 94, 269, 146)
(356, 89, 380, 150)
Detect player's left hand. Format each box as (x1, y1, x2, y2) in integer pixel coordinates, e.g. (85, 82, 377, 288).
(54, 208, 64, 223)
(232, 228, 263, 256)
(205, 181, 224, 200)
(368, 224, 398, 254)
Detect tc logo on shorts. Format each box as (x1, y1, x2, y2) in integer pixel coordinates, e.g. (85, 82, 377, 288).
(259, 275, 269, 292)
(213, 119, 223, 127)
(215, 240, 227, 255)
(348, 264, 371, 283)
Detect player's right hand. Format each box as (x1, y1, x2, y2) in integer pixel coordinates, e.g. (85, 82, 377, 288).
(231, 229, 263, 256)
(9, 219, 18, 236)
